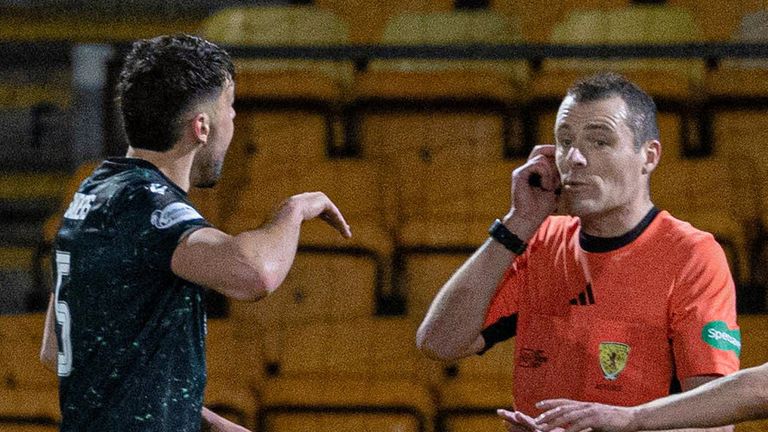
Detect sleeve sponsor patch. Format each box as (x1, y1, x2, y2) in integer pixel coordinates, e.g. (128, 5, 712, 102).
(701, 321, 741, 357)
(150, 202, 203, 229)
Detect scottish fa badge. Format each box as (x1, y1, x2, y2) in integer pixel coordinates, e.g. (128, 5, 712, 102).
(599, 342, 630, 381)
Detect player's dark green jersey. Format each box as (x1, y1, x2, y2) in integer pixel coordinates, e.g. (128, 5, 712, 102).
(52, 158, 211, 431)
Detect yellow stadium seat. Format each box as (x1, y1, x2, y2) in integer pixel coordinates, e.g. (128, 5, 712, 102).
(0, 387, 59, 428)
(258, 318, 429, 379)
(370, 10, 528, 86)
(202, 6, 353, 89)
(403, 253, 472, 324)
(0, 424, 59, 432)
(229, 254, 380, 367)
(205, 318, 259, 430)
(186, 187, 220, 227)
(739, 314, 768, 368)
(257, 378, 432, 432)
(0, 247, 37, 312)
(0, 84, 69, 110)
(703, 12, 768, 305)
(438, 339, 516, 423)
(202, 6, 352, 154)
(251, 317, 436, 432)
(0, 172, 67, 206)
(530, 4, 705, 159)
(257, 371, 434, 432)
(354, 9, 528, 165)
(361, 115, 517, 243)
(0, 313, 58, 391)
(545, 5, 704, 83)
(651, 159, 753, 287)
(224, 159, 392, 324)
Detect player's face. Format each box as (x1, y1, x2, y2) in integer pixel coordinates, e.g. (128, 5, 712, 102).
(554, 95, 649, 222)
(192, 80, 235, 188)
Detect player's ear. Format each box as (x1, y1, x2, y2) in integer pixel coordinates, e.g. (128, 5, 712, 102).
(192, 112, 210, 145)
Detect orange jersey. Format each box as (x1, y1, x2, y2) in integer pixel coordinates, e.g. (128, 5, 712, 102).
(482, 209, 740, 416)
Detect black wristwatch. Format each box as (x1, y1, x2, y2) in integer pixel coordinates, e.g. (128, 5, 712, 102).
(488, 219, 527, 255)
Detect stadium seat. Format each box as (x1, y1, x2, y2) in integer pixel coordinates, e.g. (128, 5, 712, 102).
(739, 314, 768, 369)
(253, 317, 436, 432)
(529, 4, 705, 159)
(0, 170, 68, 247)
(702, 10, 768, 309)
(0, 424, 59, 432)
(0, 80, 71, 171)
(387, 155, 520, 319)
(437, 340, 516, 432)
(0, 313, 58, 391)
(205, 318, 259, 429)
(700, 107, 768, 307)
(401, 249, 518, 431)
(368, 10, 528, 86)
(651, 159, 753, 288)
(229, 251, 381, 366)
(202, 6, 352, 88)
(0, 386, 60, 430)
(0, 248, 38, 313)
(257, 378, 432, 432)
(202, 6, 353, 153)
(545, 5, 704, 84)
(224, 158, 392, 313)
(353, 9, 529, 163)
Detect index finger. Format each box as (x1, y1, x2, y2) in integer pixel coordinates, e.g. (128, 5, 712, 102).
(528, 144, 556, 160)
(320, 201, 352, 238)
(534, 401, 589, 429)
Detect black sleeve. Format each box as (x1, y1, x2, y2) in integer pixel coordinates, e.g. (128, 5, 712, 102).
(478, 313, 518, 355)
(116, 184, 211, 271)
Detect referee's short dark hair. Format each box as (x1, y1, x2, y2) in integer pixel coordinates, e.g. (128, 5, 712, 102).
(116, 34, 235, 152)
(566, 71, 660, 151)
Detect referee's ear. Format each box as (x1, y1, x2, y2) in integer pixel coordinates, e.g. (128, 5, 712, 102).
(191, 112, 211, 145)
(641, 139, 661, 175)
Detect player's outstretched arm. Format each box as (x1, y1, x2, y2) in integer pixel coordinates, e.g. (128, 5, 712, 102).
(535, 364, 768, 432)
(172, 192, 351, 301)
(201, 407, 251, 432)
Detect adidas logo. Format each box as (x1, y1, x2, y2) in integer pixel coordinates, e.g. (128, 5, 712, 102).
(569, 283, 596, 306)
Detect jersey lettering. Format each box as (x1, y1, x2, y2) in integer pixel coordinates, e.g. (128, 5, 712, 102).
(63, 193, 96, 220)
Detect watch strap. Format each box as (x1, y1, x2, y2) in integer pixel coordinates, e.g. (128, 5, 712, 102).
(488, 219, 527, 255)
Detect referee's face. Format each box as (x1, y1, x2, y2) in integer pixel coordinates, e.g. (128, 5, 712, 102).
(554, 95, 650, 224)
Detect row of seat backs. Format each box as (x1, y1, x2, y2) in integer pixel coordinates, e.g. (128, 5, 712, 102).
(197, 5, 768, 80)
(2, 313, 766, 431)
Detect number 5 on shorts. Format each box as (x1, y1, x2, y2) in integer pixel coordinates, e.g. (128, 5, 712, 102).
(54, 250, 73, 376)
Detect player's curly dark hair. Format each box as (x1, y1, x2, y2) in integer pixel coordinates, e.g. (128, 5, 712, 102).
(116, 34, 235, 152)
(567, 71, 660, 151)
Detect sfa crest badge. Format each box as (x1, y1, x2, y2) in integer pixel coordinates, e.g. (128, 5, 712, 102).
(599, 342, 630, 381)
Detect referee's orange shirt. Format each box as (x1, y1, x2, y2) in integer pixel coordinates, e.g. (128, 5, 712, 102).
(483, 210, 740, 416)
